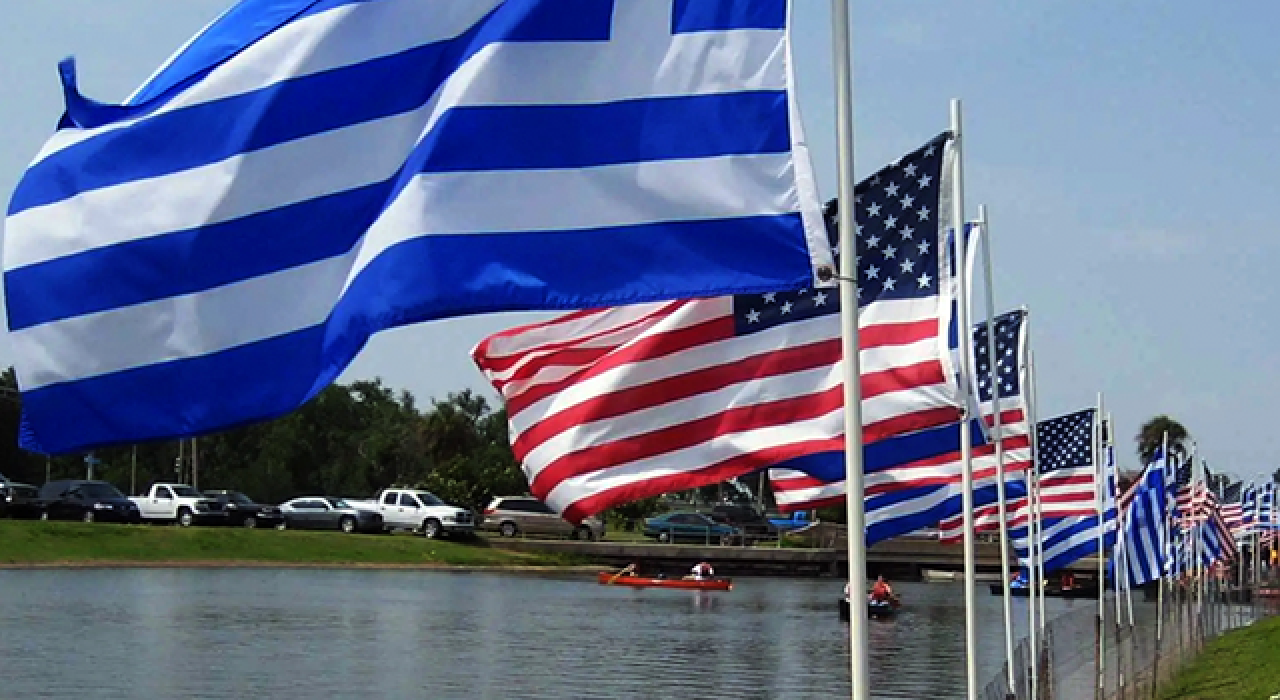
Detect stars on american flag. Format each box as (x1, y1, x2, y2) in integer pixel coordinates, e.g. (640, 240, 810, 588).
(732, 133, 949, 334)
(1035, 409, 1096, 473)
(973, 310, 1024, 403)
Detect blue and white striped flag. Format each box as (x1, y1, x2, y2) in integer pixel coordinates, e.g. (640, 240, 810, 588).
(1116, 449, 1171, 587)
(5, 0, 833, 454)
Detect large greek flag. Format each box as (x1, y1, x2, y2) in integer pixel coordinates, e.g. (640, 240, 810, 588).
(4, 0, 831, 454)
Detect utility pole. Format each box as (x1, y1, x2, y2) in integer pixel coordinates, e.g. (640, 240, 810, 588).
(191, 437, 199, 490)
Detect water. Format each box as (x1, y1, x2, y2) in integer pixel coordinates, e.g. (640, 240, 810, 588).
(0, 569, 1096, 699)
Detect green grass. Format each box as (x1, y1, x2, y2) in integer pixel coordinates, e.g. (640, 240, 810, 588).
(1158, 614, 1280, 699)
(0, 520, 586, 568)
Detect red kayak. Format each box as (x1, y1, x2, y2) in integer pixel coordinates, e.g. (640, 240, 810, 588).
(597, 572, 733, 591)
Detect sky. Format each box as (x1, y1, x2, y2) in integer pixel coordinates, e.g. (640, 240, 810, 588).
(1, 1, 1278, 481)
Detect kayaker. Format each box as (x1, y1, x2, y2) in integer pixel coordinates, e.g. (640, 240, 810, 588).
(1010, 570, 1028, 589)
(868, 575, 894, 603)
(688, 561, 715, 580)
(616, 562, 639, 578)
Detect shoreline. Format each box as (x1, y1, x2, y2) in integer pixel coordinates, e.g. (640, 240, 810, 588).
(0, 560, 605, 573)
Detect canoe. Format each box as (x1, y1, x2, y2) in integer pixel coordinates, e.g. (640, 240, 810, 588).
(597, 572, 732, 591)
(838, 598, 900, 620)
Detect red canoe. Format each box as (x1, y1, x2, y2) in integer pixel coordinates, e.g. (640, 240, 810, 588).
(597, 572, 733, 591)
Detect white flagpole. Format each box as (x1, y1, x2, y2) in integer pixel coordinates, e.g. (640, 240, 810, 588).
(948, 98, 979, 700)
(1022, 318, 1042, 699)
(1028, 347, 1048, 634)
(1094, 394, 1106, 700)
(975, 206, 1016, 694)
(829, 2, 869, 698)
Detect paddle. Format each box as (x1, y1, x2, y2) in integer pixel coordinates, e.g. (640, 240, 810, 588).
(607, 564, 636, 584)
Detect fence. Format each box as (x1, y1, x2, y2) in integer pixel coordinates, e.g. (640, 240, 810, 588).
(981, 580, 1279, 700)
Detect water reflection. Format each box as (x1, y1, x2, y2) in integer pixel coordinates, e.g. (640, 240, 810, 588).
(0, 569, 1094, 699)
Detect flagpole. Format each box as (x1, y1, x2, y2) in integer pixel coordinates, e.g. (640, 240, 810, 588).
(828, 2, 869, 698)
(1153, 432, 1170, 696)
(1022, 322, 1043, 699)
(975, 207, 1016, 696)
(1094, 393, 1106, 700)
(1028, 348, 1048, 634)
(947, 97, 980, 700)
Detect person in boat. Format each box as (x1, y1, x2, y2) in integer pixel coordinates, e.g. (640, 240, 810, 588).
(1060, 571, 1076, 590)
(868, 575, 894, 603)
(615, 562, 640, 578)
(686, 561, 715, 581)
(1009, 570, 1028, 589)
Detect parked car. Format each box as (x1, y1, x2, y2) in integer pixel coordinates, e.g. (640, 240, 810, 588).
(643, 512, 741, 545)
(767, 510, 813, 532)
(39, 480, 140, 523)
(130, 483, 226, 526)
(278, 497, 384, 534)
(201, 490, 285, 529)
(480, 496, 603, 540)
(346, 489, 474, 539)
(1, 472, 42, 519)
(710, 504, 779, 540)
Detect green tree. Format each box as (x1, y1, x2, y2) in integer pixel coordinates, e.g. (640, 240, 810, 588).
(1136, 415, 1190, 465)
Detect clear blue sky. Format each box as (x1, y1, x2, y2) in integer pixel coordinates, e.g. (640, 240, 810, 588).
(2, 1, 1277, 481)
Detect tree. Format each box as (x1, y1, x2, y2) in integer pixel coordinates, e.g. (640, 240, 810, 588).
(1136, 415, 1190, 465)
(1273, 466, 1280, 485)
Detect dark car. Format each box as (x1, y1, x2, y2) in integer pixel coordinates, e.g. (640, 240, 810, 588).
(2, 480, 43, 519)
(710, 504, 779, 541)
(202, 490, 286, 529)
(643, 512, 741, 544)
(279, 497, 384, 534)
(39, 480, 140, 524)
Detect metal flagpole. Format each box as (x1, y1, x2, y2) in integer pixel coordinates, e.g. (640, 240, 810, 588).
(1095, 394, 1106, 700)
(1152, 432, 1170, 698)
(1028, 347, 1048, 635)
(1022, 321, 1043, 699)
(975, 206, 1017, 696)
(948, 98, 980, 700)
(829, 2, 869, 697)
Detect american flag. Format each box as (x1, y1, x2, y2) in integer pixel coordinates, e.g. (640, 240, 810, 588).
(1006, 409, 1115, 573)
(1221, 481, 1246, 539)
(474, 134, 963, 522)
(1035, 409, 1099, 518)
(772, 308, 1031, 537)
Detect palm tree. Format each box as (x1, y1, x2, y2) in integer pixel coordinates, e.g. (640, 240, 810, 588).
(1136, 415, 1190, 465)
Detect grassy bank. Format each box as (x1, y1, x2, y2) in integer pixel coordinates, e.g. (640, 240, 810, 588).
(1158, 614, 1280, 699)
(0, 520, 589, 569)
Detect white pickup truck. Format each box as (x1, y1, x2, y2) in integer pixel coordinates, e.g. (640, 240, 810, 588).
(348, 488, 474, 539)
(130, 483, 226, 526)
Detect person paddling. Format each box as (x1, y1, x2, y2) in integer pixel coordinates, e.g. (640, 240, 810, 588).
(687, 561, 715, 581)
(868, 575, 894, 603)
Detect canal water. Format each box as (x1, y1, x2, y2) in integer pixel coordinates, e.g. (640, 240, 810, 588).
(0, 569, 1096, 699)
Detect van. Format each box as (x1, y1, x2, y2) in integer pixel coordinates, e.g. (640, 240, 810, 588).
(481, 496, 604, 541)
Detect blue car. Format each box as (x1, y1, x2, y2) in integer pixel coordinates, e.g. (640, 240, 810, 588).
(643, 512, 742, 545)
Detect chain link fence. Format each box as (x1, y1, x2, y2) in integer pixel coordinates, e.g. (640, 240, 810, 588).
(981, 581, 1279, 700)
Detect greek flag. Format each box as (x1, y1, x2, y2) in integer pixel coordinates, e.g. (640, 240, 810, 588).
(5, 0, 831, 454)
(1116, 450, 1171, 587)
